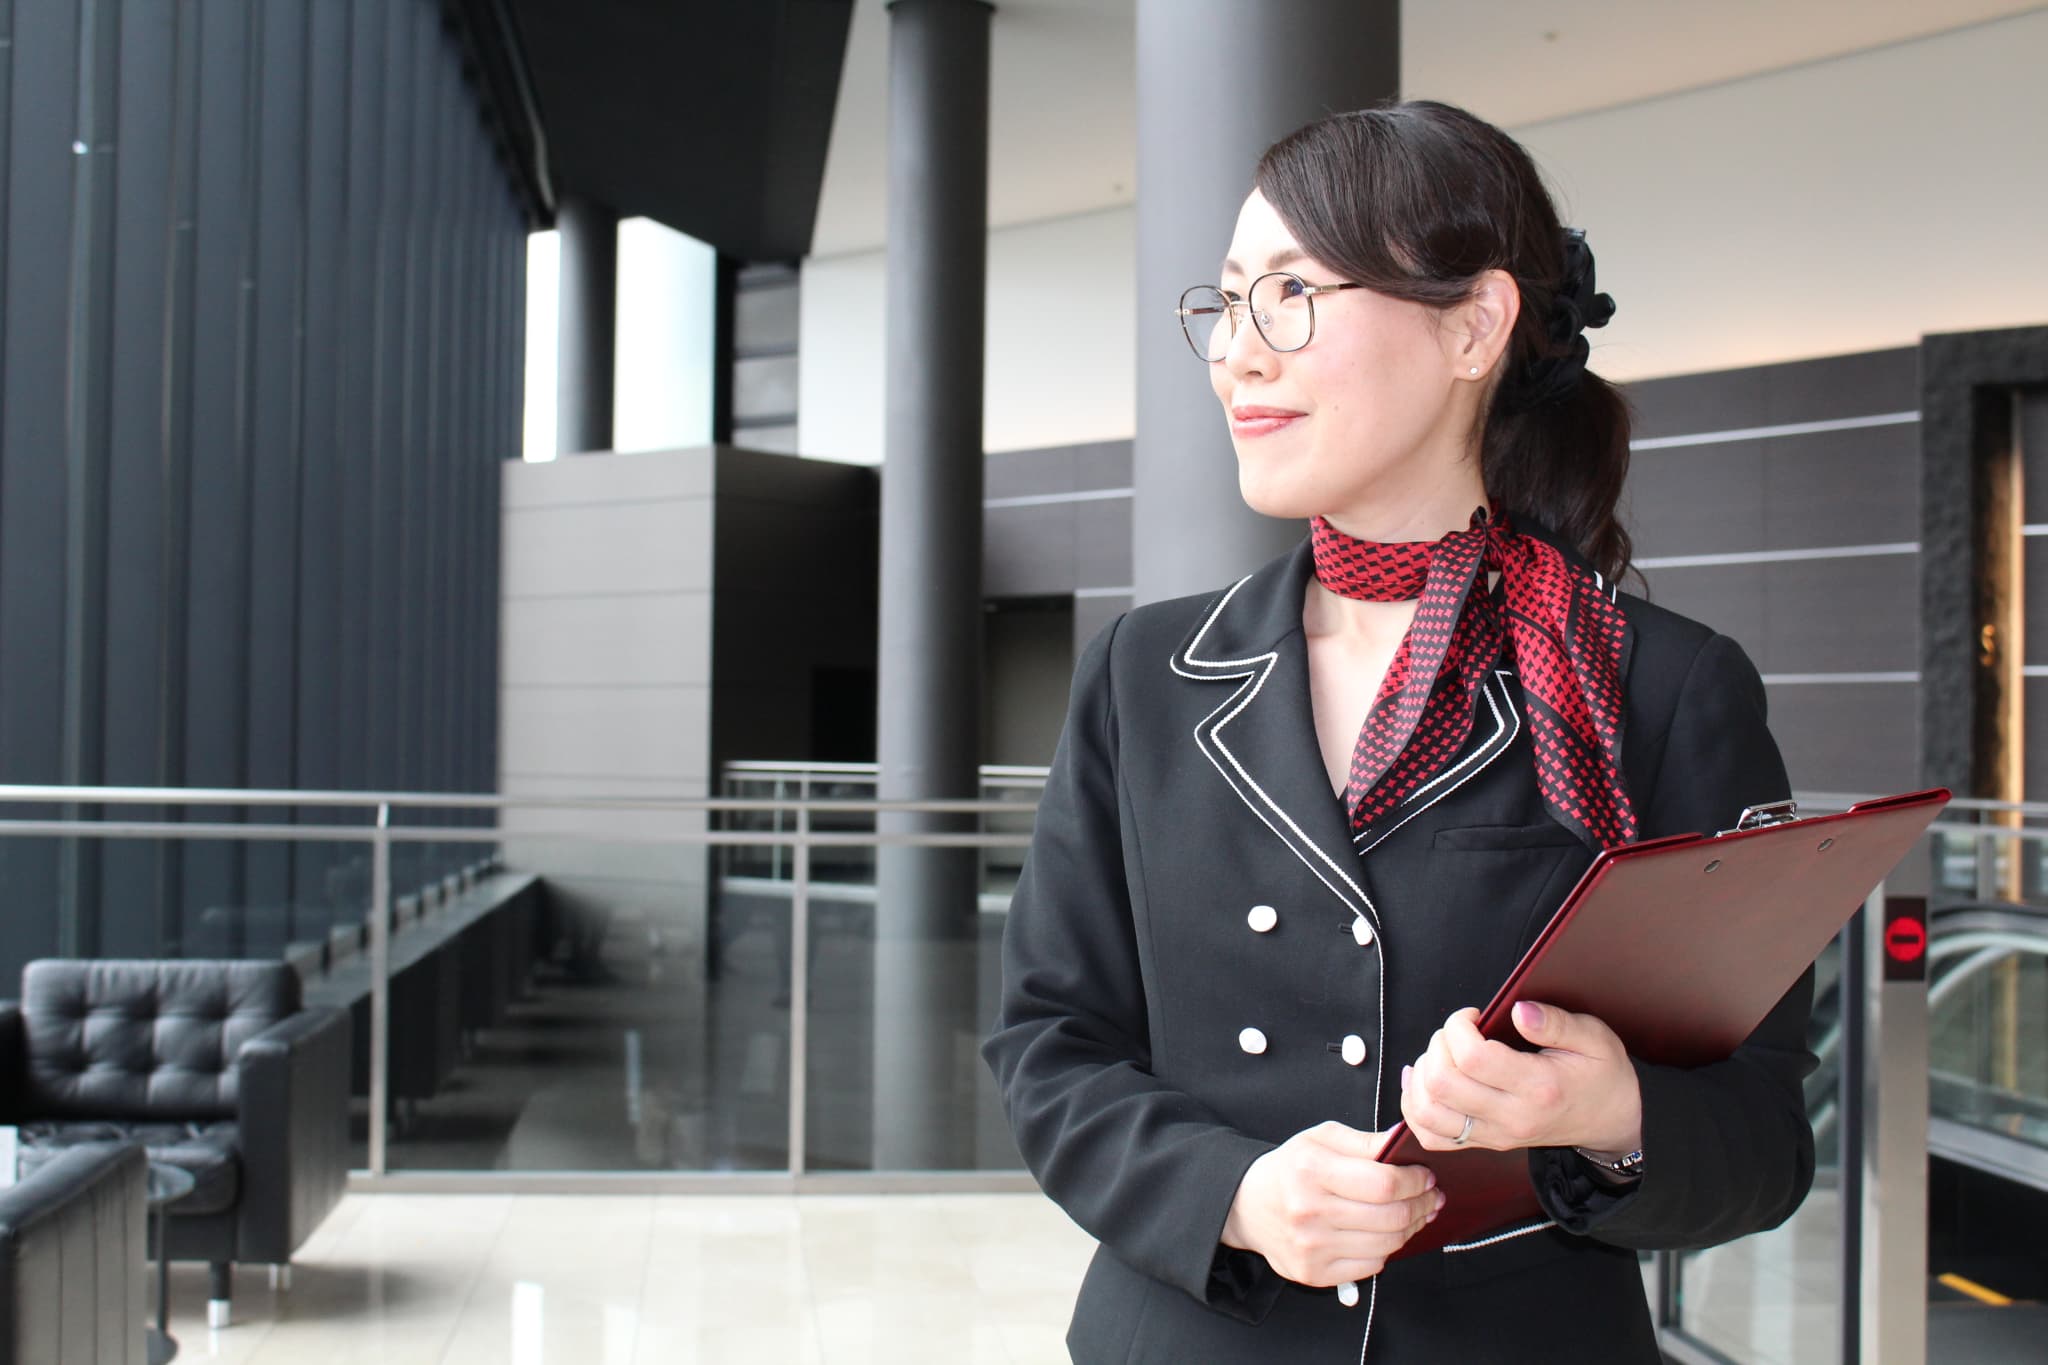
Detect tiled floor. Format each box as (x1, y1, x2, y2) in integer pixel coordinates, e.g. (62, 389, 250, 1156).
(158, 1193, 1097, 1365)
(157, 1188, 1866, 1364)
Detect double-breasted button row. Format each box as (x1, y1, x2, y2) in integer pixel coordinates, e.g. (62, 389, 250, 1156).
(1246, 904, 1375, 949)
(1239, 1030, 1370, 1065)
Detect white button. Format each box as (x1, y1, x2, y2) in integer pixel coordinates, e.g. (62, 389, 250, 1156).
(1246, 904, 1278, 933)
(1341, 1034, 1367, 1067)
(1238, 1027, 1267, 1055)
(1337, 1279, 1360, 1308)
(1351, 918, 1375, 947)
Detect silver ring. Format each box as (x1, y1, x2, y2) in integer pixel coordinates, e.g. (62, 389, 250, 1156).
(1454, 1113, 1474, 1146)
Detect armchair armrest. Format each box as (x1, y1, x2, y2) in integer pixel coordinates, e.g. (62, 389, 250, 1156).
(0, 1003, 19, 1124)
(0, 1141, 147, 1365)
(235, 1007, 351, 1264)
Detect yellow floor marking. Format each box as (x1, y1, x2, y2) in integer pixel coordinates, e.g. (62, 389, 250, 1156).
(1938, 1272, 2014, 1307)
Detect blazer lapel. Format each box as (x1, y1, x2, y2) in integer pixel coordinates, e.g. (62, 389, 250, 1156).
(1170, 540, 1387, 927)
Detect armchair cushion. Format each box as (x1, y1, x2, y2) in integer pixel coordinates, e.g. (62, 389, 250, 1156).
(21, 961, 298, 1121)
(18, 1121, 240, 1217)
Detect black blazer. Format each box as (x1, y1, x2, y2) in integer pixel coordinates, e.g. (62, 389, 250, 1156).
(981, 519, 1818, 1365)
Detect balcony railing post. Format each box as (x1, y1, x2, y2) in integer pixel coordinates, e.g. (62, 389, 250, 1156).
(788, 804, 810, 1177)
(368, 802, 392, 1177)
(1859, 875, 1926, 1365)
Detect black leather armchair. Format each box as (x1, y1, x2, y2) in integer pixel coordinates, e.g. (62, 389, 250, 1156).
(0, 960, 351, 1328)
(0, 1141, 147, 1365)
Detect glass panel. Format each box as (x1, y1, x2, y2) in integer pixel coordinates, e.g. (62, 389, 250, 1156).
(1668, 928, 1848, 1363)
(803, 836, 1022, 1173)
(382, 830, 794, 1174)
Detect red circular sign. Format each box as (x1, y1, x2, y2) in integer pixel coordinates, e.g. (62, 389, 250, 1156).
(1884, 916, 1927, 962)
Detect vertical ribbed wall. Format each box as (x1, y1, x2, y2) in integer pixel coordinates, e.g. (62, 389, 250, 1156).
(0, 0, 530, 980)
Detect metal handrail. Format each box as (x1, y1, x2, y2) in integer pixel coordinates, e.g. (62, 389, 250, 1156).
(0, 784, 1039, 816)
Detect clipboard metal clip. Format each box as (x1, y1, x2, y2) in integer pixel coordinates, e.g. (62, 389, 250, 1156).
(1722, 798, 1799, 836)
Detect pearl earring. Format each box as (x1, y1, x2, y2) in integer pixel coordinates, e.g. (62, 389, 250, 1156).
(1468, 366, 1479, 376)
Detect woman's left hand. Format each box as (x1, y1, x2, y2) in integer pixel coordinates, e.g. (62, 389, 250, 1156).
(1400, 1001, 1643, 1155)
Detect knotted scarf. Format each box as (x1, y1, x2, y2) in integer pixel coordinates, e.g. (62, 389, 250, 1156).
(1309, 504, 1637, 851)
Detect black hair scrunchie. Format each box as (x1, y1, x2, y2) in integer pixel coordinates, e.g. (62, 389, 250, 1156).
(1499, 227, 1616, 411)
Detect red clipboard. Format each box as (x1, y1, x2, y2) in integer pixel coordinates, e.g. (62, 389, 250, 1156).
(1374, 786, 1950, 1260)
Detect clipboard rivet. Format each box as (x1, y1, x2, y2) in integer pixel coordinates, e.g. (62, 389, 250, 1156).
(1817, 837, 1834, 851)
(1704, 859, 1721, 873)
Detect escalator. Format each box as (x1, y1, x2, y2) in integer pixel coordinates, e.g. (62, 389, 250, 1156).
(1919, 899, 2048, 1359)
(1754, 898, 2048, 1359)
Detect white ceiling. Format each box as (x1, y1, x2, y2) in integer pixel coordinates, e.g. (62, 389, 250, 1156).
(809, 0, 2043, 257)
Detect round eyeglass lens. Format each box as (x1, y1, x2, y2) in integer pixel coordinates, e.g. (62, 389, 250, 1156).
(1177, 285, 1233, 362)
(1248, 272, 1313, 351)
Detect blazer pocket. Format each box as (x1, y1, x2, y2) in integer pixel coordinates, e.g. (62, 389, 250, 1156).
(1431, 819, 1584, 852)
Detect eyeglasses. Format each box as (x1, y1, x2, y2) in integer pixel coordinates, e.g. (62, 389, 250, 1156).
(1175, 271, 1368, 362)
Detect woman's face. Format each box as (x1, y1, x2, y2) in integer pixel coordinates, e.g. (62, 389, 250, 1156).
(1210, 189, 1474, 525)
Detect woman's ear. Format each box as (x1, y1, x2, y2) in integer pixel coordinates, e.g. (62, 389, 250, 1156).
(1447, 268, 1521, 378)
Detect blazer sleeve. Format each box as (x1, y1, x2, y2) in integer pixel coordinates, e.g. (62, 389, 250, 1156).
(981, 614, 1285, 1323)
(1527, 631, 1820, 1248)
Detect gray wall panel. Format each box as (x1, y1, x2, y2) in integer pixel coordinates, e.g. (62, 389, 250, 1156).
(1626, 347, 1919, 441)
(1622, 348, 1923, 799)
(1624, 441, 1768, 558)
(984, 503, 1076, 598)
(1756, 682, 1920, 798)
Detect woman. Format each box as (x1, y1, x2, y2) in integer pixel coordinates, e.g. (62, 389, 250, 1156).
(981, 99, 1816, 1363)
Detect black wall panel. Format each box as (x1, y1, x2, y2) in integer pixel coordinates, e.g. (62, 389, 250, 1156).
(0, 0, 528, 982)
(0, 0, 82, 966)
(99, 0, 181, 957)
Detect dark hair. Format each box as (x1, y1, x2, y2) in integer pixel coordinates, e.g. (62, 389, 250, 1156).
(1254, 98, 1639, 591)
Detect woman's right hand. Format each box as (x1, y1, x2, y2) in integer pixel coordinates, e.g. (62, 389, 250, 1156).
(1219, 1120, 1444, 1287)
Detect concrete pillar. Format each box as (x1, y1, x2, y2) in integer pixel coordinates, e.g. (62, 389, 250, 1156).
(555, 196, 616, 456)
(871, 0, 992, 1171)
(1132, 0, 1399, 604)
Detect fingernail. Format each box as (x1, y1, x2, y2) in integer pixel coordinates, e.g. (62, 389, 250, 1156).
(1427, 1204, 1441, 1223)
(1401, 1064, 1413, 1088)
(1514, 1001, 1543, 1031)
(1423, 1169, 1437, 1190)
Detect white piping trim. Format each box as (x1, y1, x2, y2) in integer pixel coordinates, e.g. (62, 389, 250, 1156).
(1629, 410, 1917, 451)
(1169, 578, 1390, 1139)
(1354, 671, 1519, 853)
(1442, 1218, 1558, 1253)
(1635, 541, 1917, 570)
(981, 486, 1133, 509)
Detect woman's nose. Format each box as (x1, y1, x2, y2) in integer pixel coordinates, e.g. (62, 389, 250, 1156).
(1221, 310, 1275, 378)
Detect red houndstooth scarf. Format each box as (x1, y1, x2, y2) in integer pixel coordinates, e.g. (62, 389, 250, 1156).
(1310, 504, 1638, 851)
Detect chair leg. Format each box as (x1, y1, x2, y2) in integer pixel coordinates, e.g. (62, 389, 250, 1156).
(268, 1262, 293, 1292)
(208, 1262, 232, 1328)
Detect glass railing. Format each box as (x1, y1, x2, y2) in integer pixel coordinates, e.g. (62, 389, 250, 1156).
(0, 784, 1037, 1188)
